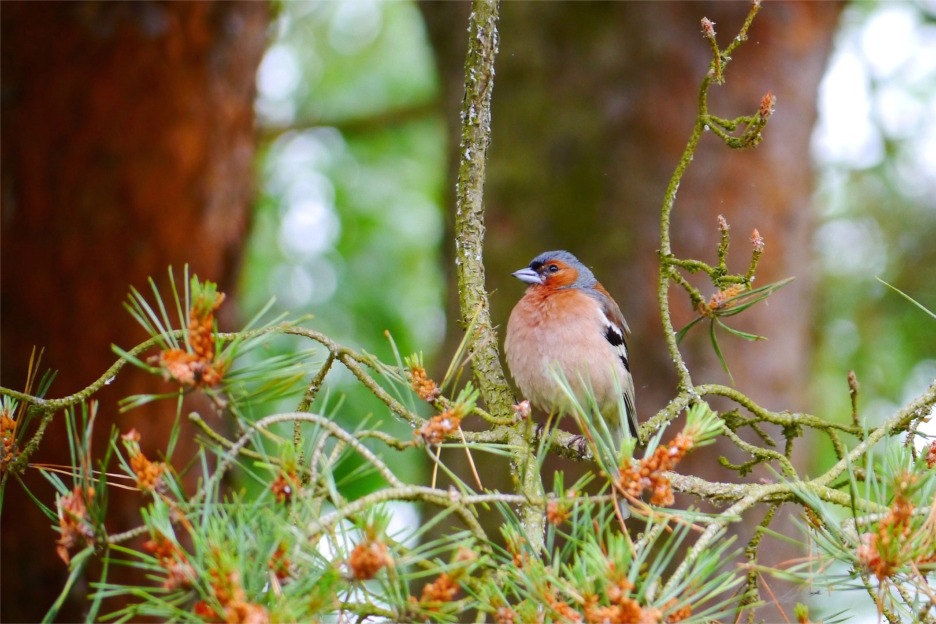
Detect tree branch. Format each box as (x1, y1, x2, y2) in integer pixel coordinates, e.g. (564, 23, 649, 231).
(452, 0, 513, 421)
(450, 0, 545, 551)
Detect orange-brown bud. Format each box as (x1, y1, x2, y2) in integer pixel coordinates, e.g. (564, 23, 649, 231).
(348, 540, 392, 580)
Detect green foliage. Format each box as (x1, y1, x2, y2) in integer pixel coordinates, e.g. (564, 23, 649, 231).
(781, 440, 936, 622)
(1, 265, 764, 623)
(472, 493, 745, 623)
(675, 277, 794, 383)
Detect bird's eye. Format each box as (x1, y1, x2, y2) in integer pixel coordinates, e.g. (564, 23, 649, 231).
(547, 264, 559, 273)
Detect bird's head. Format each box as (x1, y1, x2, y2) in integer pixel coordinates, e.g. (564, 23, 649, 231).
(512, 250, 596, 290)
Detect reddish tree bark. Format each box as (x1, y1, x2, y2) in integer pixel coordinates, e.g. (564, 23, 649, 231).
(1, 2, 267, 620)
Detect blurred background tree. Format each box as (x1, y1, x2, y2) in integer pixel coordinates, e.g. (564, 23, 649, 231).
(1, 3, 267, 620)
(2, 0, 934, 620)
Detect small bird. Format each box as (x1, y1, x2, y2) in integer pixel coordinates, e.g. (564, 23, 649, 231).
(505, 250, 638, 445)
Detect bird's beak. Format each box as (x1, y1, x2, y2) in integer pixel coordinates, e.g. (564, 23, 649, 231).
(512, 267, 542, 284)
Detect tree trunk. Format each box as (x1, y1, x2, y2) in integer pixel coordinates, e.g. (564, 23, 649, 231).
(422, 1, 842, 617)
(1, 2, 267, 619)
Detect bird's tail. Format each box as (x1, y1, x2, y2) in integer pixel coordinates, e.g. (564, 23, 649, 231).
(611, 373, 639, 451)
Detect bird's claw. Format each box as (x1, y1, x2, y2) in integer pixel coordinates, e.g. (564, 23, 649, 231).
(512, 400, 532, 422)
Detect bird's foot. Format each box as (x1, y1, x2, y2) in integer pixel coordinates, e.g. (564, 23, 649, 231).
(512, 400, 531, 423)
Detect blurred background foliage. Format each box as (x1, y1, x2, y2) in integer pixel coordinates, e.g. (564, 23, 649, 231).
(810, 0, 936, 474)
(241, 1, 446, 488)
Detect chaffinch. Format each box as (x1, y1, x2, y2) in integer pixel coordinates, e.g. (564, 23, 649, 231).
(505, 250, 638, 444)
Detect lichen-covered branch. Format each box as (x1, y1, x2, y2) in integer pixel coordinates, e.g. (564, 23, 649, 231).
(450, 0, 546, 552)
(452, 0, 514, 422)
(656, 0, 768, 397)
